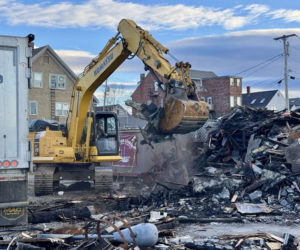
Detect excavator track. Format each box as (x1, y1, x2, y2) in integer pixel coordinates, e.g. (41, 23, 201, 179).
(34, 164, 55, 196)
(94, 165, 113, 193)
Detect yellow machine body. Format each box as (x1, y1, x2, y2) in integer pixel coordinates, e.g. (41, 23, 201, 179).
(31, 19, 208, 195)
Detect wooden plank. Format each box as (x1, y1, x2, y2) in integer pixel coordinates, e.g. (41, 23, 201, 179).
(293, 181, 300, 193)
(265, 241, 281, 250)
(231, 192, 238, 203)
(235, 238, 244, 248)
(266, 149, 285, 156)
(265, 233, 284, 243)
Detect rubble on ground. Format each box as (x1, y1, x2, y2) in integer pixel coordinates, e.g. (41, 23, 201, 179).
(2, 106, 300, 249)
(192, 106, 300, 215)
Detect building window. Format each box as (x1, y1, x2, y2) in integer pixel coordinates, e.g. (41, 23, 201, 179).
(29, 101, 38, 115)
(193, 79, 202, 88)
(207, 97, 212, 104)
(230, 78, 234, 86)
(260, 98, 265, 103)
(237, 96, 241, 106)
(237, 78, 241, 87)
(49, 74, 66, 89)
(230, 96, 235, 107)
(153, 81, 159, 91)
(200, 96, 205, 101)
(32, 72, 43, 88)
(55, 102, 69, 116)
(251, 99, 256, 104)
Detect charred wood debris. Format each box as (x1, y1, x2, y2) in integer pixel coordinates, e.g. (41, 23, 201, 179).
(2, 106, 300, 249)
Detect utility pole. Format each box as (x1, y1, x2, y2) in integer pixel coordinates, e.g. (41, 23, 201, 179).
(103, 80, 108, 111)
(273, 34, 297, 112)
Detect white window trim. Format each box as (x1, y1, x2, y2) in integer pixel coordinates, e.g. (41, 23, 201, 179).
(237, 96, 241, 106)
(29, 101, 38, 115)
(153, 80, 159, 91)
(237, 78, 241, 87)
(32, 72, 43, 88)
(49, 73, 66, 90)
(230, 96, 235, 107)
(55, 102, 69, 117)
(230, 78, 234, 86)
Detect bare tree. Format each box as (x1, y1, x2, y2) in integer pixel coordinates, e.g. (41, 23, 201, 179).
(106, 85, 125, 106)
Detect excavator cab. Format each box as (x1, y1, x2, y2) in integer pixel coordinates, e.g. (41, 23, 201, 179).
(94, 112, 119, 156)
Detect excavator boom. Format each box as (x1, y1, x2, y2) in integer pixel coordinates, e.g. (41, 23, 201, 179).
(118, 19, 208, 136)
(68, 19, 209, 148)
(31, 19, 209, 196)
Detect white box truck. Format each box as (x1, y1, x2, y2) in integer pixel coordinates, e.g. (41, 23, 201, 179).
(0, 34, 33, 226)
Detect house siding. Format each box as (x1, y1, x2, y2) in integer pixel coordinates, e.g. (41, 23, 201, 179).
(29, 50, 75, 124)
(266, 91, 286, 111)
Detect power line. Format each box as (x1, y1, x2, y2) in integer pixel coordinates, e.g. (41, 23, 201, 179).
(290, 45, 300, 52)
(242, 55, 282, 77)
(249, 76, 283, 89)
(234, 53, 283, 76)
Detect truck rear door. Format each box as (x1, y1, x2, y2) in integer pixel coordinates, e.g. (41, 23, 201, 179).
(0, 47, 17, 159)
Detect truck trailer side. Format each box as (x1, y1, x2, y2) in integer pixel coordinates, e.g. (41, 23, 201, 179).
(0, 34, 32, 226)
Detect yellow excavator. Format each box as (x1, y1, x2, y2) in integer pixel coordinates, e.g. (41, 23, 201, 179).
(32, 19, 209, 195)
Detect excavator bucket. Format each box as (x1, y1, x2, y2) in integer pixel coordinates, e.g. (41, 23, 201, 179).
(159, 95, 209, 134)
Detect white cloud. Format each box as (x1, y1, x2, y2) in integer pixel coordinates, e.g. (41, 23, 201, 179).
(94, 88, 133, 99)
(55, 49, 96, 74)
(54, 48, 145, 74)
(223, 28, 300, 37)
(270, 9, 300, 23)
(107, 81, 137, 86)
(244, 4, 269, 17)
(166, 27, 300, 95)
(55, 50, 96, 58)
(0, 0, 298, 31)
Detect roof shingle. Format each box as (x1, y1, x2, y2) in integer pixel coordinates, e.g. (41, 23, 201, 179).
(242, 90, 278, 108)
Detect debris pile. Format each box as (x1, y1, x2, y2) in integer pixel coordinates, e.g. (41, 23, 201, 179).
(219, 232, 298, 250)
(192, 106, 300, 215)
(2, 107, 300, 249)
(135, 107, 300, 220)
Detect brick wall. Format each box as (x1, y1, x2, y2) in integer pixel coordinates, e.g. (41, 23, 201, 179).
(131, 73, 165, 114)
(131, 72, 242, 118)
(199, 77, 242, 117)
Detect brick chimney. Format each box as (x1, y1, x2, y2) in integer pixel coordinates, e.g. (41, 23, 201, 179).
(247, 86, 251, 95)
(140, 73, 145, 83)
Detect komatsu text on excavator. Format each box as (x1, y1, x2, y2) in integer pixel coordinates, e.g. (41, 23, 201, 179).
(31, 19, 209, 195)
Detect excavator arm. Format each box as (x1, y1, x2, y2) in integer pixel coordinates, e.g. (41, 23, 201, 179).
(67, 19, 209, 148)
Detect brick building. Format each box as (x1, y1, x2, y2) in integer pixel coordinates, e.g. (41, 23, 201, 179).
(130, 70, 216, 114)
(131, 73, 165, 115)
(199, 76, 242, 117)
(131, 71, 242, 118)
